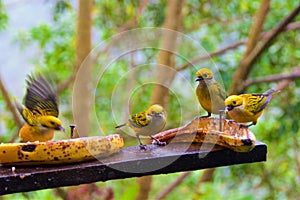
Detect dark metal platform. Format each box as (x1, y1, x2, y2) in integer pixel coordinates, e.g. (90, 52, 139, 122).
(0, 142, 267, 195)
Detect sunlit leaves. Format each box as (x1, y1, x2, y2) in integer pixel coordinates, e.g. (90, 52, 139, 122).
(0, 0, 8, 30)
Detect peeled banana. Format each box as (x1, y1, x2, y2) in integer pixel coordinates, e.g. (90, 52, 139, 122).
(0, 134, 124, 165)
(152, 117, 256, 152)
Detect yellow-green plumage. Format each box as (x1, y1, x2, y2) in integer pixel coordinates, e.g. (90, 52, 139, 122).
(225, 89, 279, 126)
(129, 111, 150, 127)
(116, 104, 166, 147)
(195, 68, 227, 116)
(15, 74, 64, 142)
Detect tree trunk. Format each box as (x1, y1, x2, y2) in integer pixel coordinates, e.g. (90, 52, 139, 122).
(73, 0, 93, 137)
(198, 0, 271, 190)
(150, 0, 185, 106)
(136, 1, 186, 200)
(230, 0, 270, 94)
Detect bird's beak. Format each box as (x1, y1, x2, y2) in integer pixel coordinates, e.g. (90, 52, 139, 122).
(57, 126, 66, 132)
(225, 105, 234, 112)
(195, 77, 203, 82)
(156, 113, 163, 118)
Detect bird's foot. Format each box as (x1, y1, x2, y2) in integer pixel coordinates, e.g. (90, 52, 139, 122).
(239, 123, 254, 129)
(139, 144, 147, 150)
(195, 113, 211, 120)
(227, 119, 236, 123)
(151, 136, 167, 146)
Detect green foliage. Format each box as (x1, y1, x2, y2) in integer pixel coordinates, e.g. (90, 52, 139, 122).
(1, 0, 300, 199)
(0, 0, 8, 30)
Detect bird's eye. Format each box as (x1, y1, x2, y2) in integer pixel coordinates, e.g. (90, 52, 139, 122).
(203, 73, 208, 78)
(232, 100, 236, 105)
(50, 121, 55, 125)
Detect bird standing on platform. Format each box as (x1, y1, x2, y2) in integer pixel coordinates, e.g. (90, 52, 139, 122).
(116, 104, 166, 149)
(195, 68, 227, 117)
(225, 89, 279, 127)
(15, 74, 65, 142)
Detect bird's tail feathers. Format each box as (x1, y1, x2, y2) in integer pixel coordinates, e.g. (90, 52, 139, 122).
(264, 89, 281, 96)
(115, 123, 127, 129)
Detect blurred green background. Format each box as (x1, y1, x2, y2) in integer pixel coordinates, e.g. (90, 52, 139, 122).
(0, 0, 300, 199)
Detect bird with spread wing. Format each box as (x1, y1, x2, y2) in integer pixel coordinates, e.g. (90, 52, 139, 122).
(15, 74, 65, 142)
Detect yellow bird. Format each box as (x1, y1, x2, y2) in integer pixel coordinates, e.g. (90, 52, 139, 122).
(15, 74, 65, 142)
(225, 89, 279, 127)
(116, 104, 166, 148)
(195, 68, 227, 117)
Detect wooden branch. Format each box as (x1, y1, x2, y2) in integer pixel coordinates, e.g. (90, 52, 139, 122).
(0, 77, 22, 143)
(275, 66, 300, 91)
(284, 21, 300, 31)
(135, 176, 153, 200)
(156, 171, 192, 200)
(151, 0, 186, 106)
(73, 0, 93, 137)
(176, 21, 300, 72)
(57, 1, 151, 94)
(230, 0, 271, 94)
(243, 68, 300, 89)
(230, 3, 300, 94)
(0, 143, 267, 195)
(244, 0, 270, 57)
(176, 42, 244, 72)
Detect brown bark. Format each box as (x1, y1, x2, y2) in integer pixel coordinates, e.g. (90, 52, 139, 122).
(230, 3, 300, 94)
(244, 0, 270, 57)
(0, 76, 23, 142)
(155, 171, 192, 200)
(230, 0, 271, 94)
(198, 0, 297, 189)
(136, 1, 186, 200)
(72, 0, 93, 137)
(275, 65, 300, 91)
(176, 21, 300, 72)
(150, 0, 186, 107)
(135, 176, 153, 200)
(243, 68, 300, 89)
(195, 168, 215, 190)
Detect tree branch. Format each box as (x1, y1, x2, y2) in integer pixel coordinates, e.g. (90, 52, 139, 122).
(0, 78, 22, 128)
(176, 21, 300, 72)
(137, 1, 186, 199)
(176, 42, 244, 72)
(0, 76, 23, 142)
(230, 0, 271, 94)
(155, 171, 192, 200)
(275, 65, 300, 91)
(56, 0, 152, 94)
(243, 67, 300, 89)
(244, 0, 271, 57)
(230, 3, 300, 94)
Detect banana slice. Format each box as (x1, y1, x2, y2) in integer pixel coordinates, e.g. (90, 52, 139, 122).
(0, 134, 123, 165)
(152, 117, 256, 152)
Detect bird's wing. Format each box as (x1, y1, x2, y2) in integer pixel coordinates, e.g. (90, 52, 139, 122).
(15, 100, 37, 126)
(245, 94, 269, 115)
(25, 74, 59, 117)
(129, 111, 150, 128)
(217, 84, 227, 100)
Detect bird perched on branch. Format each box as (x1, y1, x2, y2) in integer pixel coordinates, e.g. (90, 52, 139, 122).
(15, 74, 65, 142)
(225, 89, 280, 127)
(116, 104, 166, 149)
(195, 68, 227, 117)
